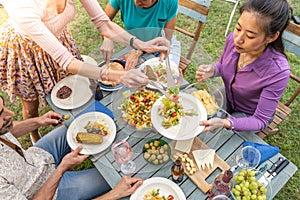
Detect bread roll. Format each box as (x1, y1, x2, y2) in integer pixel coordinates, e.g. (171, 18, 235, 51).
(99, 62, 124, 86)
(76, 132, 103, 144)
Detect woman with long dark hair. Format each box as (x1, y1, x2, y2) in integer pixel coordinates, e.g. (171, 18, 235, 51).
(197, 0, 291, 133)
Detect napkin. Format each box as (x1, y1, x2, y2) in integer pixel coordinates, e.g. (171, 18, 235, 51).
(243, 141, 279, 165)
(175, 138, 194, 153)
(77, 101, 114, 119)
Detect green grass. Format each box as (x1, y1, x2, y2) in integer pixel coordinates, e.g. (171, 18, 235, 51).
(0, 0, 299, 199)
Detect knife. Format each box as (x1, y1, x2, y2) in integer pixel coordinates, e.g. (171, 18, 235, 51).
(258, 157, 284, 185)
(258, 158, 289, 186)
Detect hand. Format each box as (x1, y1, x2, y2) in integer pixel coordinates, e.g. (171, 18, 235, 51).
(38, 111, 63, 126)
(59, 146, 89, 171)
(119, 69, 149, 90)
(200, 117, 229, 132)
(140, 37, 170, 61)
(119, 49, 142, 70)
(111, 176, 143, 199)
(100, 38, 114, 65)
(196, 64, 214, 82)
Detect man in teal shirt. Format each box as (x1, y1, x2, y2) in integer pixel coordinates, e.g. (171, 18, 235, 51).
(101, 0, 181, 69)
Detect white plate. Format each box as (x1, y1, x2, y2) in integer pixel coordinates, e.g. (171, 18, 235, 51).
(66, 112, 116, 155)
(51, 75, 93, 110)
(130, 177, 186, 200)
(139, 57, 179, 89)
(151, 92, 207, 140)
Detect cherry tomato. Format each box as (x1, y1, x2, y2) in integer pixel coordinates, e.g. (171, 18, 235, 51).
(171, 112, 177, 118)
(172, 95, 179, 101)
(102, 131, 108, 136)
(168, 195, 174, 200)
(130, 94, 135, 100)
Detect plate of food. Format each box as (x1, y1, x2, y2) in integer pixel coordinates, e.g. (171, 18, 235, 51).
(66, 112, 116, 155)
(51, 75, 93, 110)
(112, 87, 161, 131)
(231, 169, 272, 200)
(139, 57, 180, 88)
(151, 92, 207, 140)
(130, 177, 186, 200)
(183, 82, 224, 119)
(143, 139, 171, 165)
(98, 60, 125, 91)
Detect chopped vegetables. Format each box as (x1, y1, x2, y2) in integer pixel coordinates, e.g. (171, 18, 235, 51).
(119, 90, 161, 130)
(143, 188, 174, 200)
(159, 97, 184, 128)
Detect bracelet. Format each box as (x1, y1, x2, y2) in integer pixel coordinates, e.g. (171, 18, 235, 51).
(227, 117, 235, 130)
(130, 36, 136, 49)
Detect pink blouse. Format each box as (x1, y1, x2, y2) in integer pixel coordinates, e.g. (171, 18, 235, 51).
(1, 0, 109, 69)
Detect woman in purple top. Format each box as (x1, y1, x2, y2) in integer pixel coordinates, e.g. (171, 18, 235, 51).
(197, 0, 290, 133)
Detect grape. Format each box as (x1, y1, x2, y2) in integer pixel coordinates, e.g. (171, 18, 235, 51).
(232, 169, 268, 200)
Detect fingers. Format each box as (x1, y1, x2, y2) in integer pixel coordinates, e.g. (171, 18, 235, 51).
(130, 179, 143, 192)
(125, 57, 139, 70)
(73, 145, 89, 158)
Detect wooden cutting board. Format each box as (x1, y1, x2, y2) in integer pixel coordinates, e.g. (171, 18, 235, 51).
(170, 137, 230, 193)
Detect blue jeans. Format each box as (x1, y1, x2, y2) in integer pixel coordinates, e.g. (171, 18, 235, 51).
(35, 126, 111, 200)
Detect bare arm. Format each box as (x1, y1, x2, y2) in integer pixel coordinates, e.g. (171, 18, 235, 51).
(93, 176, 143, 200)
(164, 17, 177, 41)
(11, 111, 62, 138)
(32, 146, 89, 200)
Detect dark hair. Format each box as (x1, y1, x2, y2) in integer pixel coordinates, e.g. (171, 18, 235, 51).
(240, 0, 290, 56)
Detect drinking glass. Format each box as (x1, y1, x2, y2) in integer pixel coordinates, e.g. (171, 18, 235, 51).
(111, 140, 136, 174)
(236, 146, 261, 169)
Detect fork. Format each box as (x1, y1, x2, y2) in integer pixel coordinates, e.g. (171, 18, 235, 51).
(148, 80, 174, 100)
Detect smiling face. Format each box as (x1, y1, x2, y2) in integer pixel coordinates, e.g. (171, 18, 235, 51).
(233, 11, 273, 55)
(0, 97, 14, 135)
(134, 0, 157, 8)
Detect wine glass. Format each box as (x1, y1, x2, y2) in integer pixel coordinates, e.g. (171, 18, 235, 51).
(111, 140, 136, 174)
(236, 146, 261, 169)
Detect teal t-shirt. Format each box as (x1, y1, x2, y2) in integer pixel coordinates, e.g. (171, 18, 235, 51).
(109, 0, 178, 41)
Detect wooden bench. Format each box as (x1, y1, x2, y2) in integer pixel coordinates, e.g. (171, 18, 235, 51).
(256, 22, 300, 139)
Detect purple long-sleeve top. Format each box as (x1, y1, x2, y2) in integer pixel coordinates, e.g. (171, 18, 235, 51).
(214, 32, 290, 132)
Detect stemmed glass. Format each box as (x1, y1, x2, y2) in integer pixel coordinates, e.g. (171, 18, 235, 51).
(111, 140, 136, 174)
(236, 146, 261, 169)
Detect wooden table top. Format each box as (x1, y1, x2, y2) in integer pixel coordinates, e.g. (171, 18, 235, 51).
(47, 88, 297, 200)
(46, 48, 297, 199)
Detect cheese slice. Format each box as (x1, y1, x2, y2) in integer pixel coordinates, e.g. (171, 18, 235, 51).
(175, 138, 194, 153)
(192, 149, 215, 170)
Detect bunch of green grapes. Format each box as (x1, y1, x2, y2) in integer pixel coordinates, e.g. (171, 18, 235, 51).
(231, 169, 267, 200)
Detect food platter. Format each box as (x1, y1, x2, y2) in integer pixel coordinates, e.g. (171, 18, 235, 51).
(231, 169, 272, 200)
(130, 177, 186, 200)
(51, 75, 93, 110)
(151, 92, 207, 140)
(98, 60, 126, 91)
(66, 112, 116, 155)
(112, 87, 161, 132)
(183, 82, 224, 119)
(139, 57, 180, 89)
(143, 139, 171, 165)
